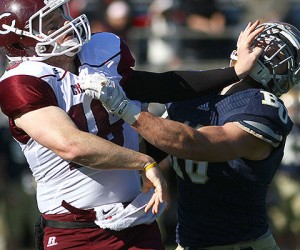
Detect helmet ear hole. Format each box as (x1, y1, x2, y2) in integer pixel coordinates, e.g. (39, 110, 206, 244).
(12, 43, 23, 50)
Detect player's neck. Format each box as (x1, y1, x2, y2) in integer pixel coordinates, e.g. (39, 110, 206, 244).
(45, 55, 76, 73)
(223, 77, 261, 95)
(223, 82, 250, 95)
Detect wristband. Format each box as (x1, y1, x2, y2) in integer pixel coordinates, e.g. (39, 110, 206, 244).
(144, 161, 157, 171)
(113, 99, 141, 125)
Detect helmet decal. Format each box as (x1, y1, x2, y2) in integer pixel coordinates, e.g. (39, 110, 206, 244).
(0, 13, 16, 35)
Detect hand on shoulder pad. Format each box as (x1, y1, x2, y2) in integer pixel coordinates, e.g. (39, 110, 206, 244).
(80, 73, 141, 125)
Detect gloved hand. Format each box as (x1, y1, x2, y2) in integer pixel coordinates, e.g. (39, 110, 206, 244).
(80, 73, 141, 125)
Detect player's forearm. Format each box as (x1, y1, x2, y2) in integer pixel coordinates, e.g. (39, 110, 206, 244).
(62, 130, 154, 170)
(123, 68, 239, 103)
(132, 112, 238, 162)
(132, 112, 206, 161)
(123, 21, 263, 103)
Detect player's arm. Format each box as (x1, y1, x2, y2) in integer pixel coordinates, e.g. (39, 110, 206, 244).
(14, 106, 153, 170)
(123, 21, 264, 103)
(79, 75, 273, 162)
(133, 112, 273, 162)
(14, 106, 167, 209)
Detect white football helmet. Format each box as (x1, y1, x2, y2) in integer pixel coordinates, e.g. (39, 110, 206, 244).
(231, 22, 300, 96)
(0, 0, 91, 62)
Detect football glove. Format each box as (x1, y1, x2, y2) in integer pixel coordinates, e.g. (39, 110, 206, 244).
(80, 73, 141, 125)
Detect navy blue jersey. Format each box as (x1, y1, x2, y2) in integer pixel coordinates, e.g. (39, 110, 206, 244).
(167, 88, 293, 247)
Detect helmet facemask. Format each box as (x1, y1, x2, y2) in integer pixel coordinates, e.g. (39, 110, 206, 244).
(2, 0, 91, 62)
(231, 22, 300, 96)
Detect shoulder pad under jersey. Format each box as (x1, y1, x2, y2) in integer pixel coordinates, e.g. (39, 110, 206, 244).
(78, 32, 122, 68)
(1, 61, 55, 80)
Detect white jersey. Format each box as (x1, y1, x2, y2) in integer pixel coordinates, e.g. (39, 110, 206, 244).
(0, 33, 142, 214)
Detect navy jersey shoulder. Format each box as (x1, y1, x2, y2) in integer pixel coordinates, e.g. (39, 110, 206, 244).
(169, 89, 292, 137)
(167, 89, 293, 247)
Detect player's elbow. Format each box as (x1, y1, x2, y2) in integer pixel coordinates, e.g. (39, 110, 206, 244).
(158, 134, 193, 159)
(52, 139, 84, 162)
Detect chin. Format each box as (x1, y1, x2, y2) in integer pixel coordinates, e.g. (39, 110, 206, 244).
(45, 54, 73, 66)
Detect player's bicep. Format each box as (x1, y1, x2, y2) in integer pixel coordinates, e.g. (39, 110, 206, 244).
(14, 106, 79, 154)
(223, 122, 273, 160)
(195, 122, 272, 161)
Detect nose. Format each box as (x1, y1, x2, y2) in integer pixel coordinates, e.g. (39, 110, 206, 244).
(62, 19, 74, 34)
(64, 20, 70, 26)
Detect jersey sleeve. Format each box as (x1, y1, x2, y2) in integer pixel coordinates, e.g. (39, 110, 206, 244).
(0, 75, 57, 118)
(218, 89, 293, 147)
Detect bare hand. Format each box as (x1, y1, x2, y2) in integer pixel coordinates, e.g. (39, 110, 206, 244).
(141, 166, 167, 214)
(234, 20, 264, 79)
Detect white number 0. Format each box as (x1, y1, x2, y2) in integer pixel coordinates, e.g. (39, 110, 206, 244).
(173, 157, 209, 184)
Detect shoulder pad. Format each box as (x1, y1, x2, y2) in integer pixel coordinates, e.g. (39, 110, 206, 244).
(78, 32, 121, 67)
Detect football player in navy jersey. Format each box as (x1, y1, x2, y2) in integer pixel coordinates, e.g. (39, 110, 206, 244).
(82, 22, 300, 249)
(0, 0, 264, 249)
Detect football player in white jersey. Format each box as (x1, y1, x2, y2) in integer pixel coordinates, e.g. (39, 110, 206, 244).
(0, 0, 263, 249)
(83, 22, 300, 249)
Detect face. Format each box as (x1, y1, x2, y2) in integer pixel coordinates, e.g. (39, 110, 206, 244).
(32, 8, 73, 47)
(230, 39, 288, 75)
(31, 8, 76, 69)
(257, 38, 288, 75)
(230, 35, 290, 92)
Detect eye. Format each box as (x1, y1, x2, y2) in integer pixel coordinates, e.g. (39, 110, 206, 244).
(43, 8, 66, 35)
(46, 25, 60, 35)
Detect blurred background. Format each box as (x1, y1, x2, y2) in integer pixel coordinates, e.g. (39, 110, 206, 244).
(1, 0, 300, 249)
